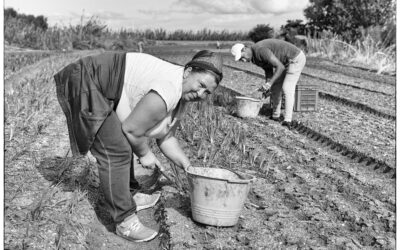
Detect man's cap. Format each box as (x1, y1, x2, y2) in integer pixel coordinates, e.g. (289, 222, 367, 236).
(231, 43, 245, 61)
(185, 50, 223, 80)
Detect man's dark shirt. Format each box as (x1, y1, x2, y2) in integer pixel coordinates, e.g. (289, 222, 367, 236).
(251, 39, 301, 77)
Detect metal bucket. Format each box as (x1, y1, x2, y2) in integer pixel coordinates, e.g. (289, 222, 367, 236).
(235, 96, 263, 118)
(186, 167, 253, 227)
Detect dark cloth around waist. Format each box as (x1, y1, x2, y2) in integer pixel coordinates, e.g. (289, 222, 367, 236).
(54, 52, 126, 156)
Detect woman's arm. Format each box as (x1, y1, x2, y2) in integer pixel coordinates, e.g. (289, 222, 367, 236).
(156, 122, 191, 170)
(122, 90, 167, 158)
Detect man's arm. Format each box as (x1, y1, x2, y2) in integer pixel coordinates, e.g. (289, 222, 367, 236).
(264, 67, 274, 82)
(258, 47, 285, 87)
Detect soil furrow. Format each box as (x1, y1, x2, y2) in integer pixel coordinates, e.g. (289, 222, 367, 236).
(160, 55, 395, 118)
(247, 116, 394, 211)
(213, 67, 396, 169)
(305, 57, 396, 84)
(244, 118, 395, 246)
(290, 121, 394, 174)
(7, 50, 394, 249)
(219, 53, 396, 84)
(211, 85, 395, 208)
(334, 63, 396, 78)
(222, 57, 395, 112)
(224, 63, 393, 97)
(301, 65, 394, 94)
(268, 168, 393, 247)
(249, 117, 395, 211)
(302, 71, 392, 96)
(303, 75, 395, 116)
(180, 106, 395, 248)
(294, 98, 395, 170)
(223, 64, 395, 117)
(159, 52, 395, 88)
(319, 92, 395, 120)
(176, 123, 334, 248)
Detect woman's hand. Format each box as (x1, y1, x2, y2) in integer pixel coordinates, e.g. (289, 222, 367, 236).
(138, 151, 164, 171)
(183, 165, 193, 172)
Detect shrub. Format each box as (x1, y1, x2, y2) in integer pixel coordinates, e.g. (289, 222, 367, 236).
(304, 0, 395, 42)
(248, 24, 274, 43)
(279, 20, 308, 51)
(5, 8, 48, 31)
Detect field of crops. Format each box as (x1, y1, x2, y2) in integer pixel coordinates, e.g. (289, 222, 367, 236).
(4, 45, 396, 249)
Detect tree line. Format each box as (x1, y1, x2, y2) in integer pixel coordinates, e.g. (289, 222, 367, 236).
(4, 0, 396, 50)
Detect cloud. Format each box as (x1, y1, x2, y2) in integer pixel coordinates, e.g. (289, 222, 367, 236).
(202, 11, 303, 30)
(173, 0, 308, 15)
(137, 0, 308, 16)
(95, 11, 130, 21)
(77, 10, 130, 21)
(46, 10, 131, 28)
(205, 13, 273, 24)
(138, 9, 172, 15)
(249, 0, 309, 14)
(176, 0, 253, 14)
(133, 0, 308, 31)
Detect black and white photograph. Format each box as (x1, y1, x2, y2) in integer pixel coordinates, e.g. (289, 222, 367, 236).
(3, 0, 397, 249)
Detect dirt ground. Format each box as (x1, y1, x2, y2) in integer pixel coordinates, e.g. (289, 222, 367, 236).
(4, 46, 396, 249)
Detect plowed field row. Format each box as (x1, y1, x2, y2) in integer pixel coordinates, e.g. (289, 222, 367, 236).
(170, 100, 395, 249)
(217, 53, 396, 86)
(159, 53, 395, 116)
(306, 57, 396, 85)
(223, 64, 396, 117)
(295, 98, 395, 170)
(225, 63, 393, 97)
(219, 68, 395, 173)
(159, 55, 396, 174)
(5, 49, 395, 249)
(213, 83, 395, 177)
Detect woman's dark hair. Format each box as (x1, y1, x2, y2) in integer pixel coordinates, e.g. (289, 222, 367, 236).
(186, 66, 222, 84)
(184, 50, 223, 84)
(191, 50, 215, 60)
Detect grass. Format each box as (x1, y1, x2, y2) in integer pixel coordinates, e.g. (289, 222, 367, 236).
(5, 72, 52, 155)
(4, 51, 100, 249)
(179, 96, 274, 174)
(4, 51, 56, 78)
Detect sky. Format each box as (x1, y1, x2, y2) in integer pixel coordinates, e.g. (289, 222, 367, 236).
(4, 0, 309, 31)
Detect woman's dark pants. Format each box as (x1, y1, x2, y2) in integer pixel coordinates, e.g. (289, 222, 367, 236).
(89, 111, 141, 224)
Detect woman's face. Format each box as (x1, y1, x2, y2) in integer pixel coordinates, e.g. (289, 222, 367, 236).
(182, 68, 218, 102)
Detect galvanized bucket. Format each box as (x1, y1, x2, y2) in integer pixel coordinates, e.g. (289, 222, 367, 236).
(186, 167, 253, 227)
(235, 96, 263, 118)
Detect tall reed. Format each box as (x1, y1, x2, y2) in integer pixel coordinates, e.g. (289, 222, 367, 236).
(306, 32, 395, 74)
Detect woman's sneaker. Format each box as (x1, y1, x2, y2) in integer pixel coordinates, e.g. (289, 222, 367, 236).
(116, 214, 158, 242)
(133, 192, 161, 211)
